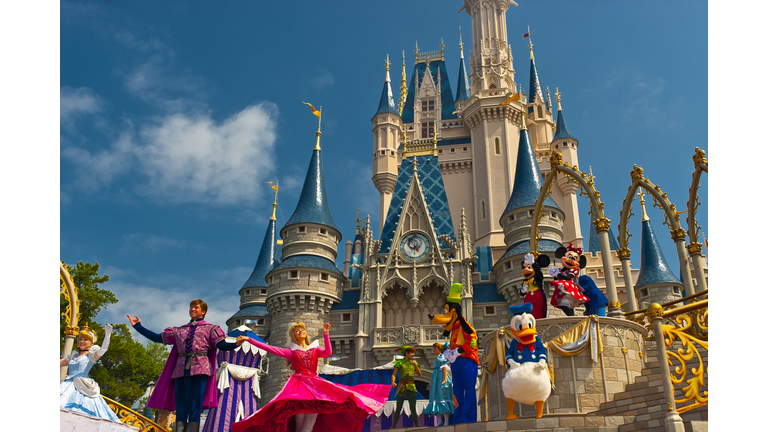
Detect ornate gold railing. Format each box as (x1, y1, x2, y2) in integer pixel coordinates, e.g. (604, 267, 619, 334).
(103, 396, 170, 432)
(645, 298, 708, 429)
(624, 290, 708, 337)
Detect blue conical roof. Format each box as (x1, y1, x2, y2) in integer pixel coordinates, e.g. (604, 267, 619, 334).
(242, 218, 283, 289)
(528, 56, 544, 104)
(504, 129, 560, 214)
(553, 108, 575, 141)
(587, 215, 619, 253)
(455, 56, 470, 102)
(375, 77, 398, 115)
(635, 220, 682, 288)
(284, 149, 339, 232)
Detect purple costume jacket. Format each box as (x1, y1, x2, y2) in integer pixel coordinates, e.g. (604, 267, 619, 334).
(148, 320, 226, 411)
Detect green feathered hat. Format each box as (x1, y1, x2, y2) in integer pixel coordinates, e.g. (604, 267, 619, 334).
(447, 283, 463, 303)
(397, 345, 415, 354)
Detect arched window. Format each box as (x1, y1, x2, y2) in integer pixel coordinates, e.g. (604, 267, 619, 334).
(489, 84, 497, 89)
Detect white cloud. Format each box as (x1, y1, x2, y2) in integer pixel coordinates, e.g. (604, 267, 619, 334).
(62, 103, 279, 205)
(123, 55, 208, 113)
(311, 71, 334, 89)
(136, 103, 278, 205)
(119, 233, 192, 253)
(60, 86, 104, 123)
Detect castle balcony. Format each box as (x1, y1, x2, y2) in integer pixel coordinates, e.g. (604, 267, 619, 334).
(371, 324, 447, 365)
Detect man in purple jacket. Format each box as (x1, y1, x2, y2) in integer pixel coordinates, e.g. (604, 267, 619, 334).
(128, 299, 237, 432)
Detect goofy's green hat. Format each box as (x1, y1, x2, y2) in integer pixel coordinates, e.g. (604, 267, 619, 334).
(447, 283, 463, 303)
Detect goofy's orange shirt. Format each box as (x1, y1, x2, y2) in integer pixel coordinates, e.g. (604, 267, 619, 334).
(449, 320, 479, 364)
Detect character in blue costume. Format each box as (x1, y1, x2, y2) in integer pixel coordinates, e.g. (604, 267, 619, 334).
(501, 303, 551, 419)
(578, 275, 608, 316)
(59, 323, 121, 422)
(423, 342, 454, 426)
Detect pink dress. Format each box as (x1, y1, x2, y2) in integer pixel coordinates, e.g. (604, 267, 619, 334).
(232, 334, 390, 432)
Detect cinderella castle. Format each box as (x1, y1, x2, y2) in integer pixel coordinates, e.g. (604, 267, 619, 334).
(223, 0, 706, 417)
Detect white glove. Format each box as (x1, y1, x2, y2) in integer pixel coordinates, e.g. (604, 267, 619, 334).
(523, 253, 535, 265)
(521, 283, 529, 294)
(444, 348, 461, 363)
(506, 358, 520, 369)
(548, 266, 559, 278)
(534, 360, 547, 371)
(96, 324, 112, 357)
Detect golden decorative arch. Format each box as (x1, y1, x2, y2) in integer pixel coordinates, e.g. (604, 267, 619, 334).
(60, 262, 80, 379)
(616, 165, 695, 296)
(529, 151, 622, 315)
(685, 147, 708, 291)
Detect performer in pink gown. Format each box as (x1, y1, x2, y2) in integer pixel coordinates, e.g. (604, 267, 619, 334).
(232, 322, 390, 432)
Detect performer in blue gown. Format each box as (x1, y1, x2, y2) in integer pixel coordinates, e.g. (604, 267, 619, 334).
(59, 323, 121, 422)
(423, 342, 454, 426)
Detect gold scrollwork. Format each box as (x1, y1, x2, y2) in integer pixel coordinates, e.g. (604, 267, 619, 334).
(647, 303, 664, 318)
(104, 396, 168, 432)
(692, 147, 707, 165)
(617, 247, 631, 259)
(549, 150, 563, 166)
(593, 217, 611, 231)
(670, 228, 687, 241)
(607, 299, 621, 309)
(686, 242, 702, 254)
(630, 164, 644, 182)
(662, 311, 708, 413)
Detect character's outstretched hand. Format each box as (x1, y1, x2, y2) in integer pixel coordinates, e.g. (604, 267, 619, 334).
(444, 348, 460, 363)
(507, 358, 521, 369)
(548, 266, 559, 277)
(236, 336, 248, 346)
(104, 323, 113, 334)
(126, 315, 140, 326)
(534, 359, 547, 371)
(323, 322, 332, 335)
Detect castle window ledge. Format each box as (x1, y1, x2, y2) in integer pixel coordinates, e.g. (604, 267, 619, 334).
(290, 270, 299, 279)
(320, 273, 329, 282)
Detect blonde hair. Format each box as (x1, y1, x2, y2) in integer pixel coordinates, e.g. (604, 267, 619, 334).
(288, 322, 311, 346)
(78, 323, 97, 344)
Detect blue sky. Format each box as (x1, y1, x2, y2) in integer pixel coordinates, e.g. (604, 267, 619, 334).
(54, 1, 712, 332)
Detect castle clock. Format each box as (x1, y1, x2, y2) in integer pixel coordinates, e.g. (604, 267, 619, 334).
(399, 232, 430, 261)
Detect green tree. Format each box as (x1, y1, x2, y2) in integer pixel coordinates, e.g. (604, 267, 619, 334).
(60, 261, 168, 407)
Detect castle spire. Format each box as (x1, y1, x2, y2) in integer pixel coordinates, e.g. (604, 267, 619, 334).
(455, 27, 471, 102)
(635, 203, 682, 291)
(553, 88, 576, 141)
(527, 26, 544, 104)
(284, 130, 339, 232)
(503, 117, 559, 213)
(240, 208, 283, 291)
(375, 55, 399, 115)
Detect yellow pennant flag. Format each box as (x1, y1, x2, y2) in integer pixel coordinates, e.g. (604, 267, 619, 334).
(499, 92, 520, 106)
(303, 102, 321, 119)
(266, 181, 278, 194)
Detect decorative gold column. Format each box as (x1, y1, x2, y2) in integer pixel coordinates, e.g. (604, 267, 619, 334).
(648, 304, 686, 432)
(617, 247, 638, 311)
(60, 262, 80, 381)
(595, 218, 621, 317)
(686, 242, 707, 293)
(671, 229, 696, 295)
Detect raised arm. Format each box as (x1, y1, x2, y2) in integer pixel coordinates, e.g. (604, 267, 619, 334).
(317, 332, 333, 358)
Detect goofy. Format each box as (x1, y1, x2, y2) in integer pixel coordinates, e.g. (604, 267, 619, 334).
(428, 283, 478, 424)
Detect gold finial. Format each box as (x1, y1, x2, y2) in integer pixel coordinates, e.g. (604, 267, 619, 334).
(399, 50, 407, 116)
(520, 105, 527, 131)
(555, 87, 562, 111)
(440, 36, 445, 57)
(459, 27, 464, 58)
(385, 54, 391, 82)
(637, 190, 649, 222)
(303, 102, 322, 150)
(355, 209, 361, 235)
(527, 25, 534, 60)
(414, 40, 419, 60)
(588, 166, 596, 182)
(266, 181, 279, 220)
(432, 121, 439, 154)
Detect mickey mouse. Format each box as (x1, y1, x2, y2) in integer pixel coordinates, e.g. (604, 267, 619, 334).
(548, 243, 590, 316)
(520, 253, 550, 319)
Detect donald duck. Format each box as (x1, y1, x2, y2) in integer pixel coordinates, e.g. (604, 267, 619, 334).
(502, 303, 551, 419)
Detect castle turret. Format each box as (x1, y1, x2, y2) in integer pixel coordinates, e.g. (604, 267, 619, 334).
(227, 197, 283, 339)
(633, 192, 683, 307)
(493, 111, 564, 305)
(261, 126, 345, 403)
(551, 90, 583, 247)
(372, 55, 403, 235)
(525, 38, 555, 148)
(462, 0, 515, 92)
(455, 29, 470, 107)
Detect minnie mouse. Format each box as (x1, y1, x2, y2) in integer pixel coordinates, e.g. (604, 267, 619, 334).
(520, 253, 550, 319)
(548, 243, 590, 316)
